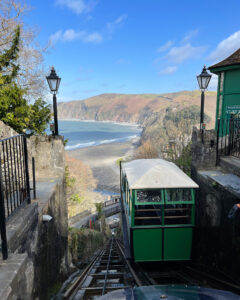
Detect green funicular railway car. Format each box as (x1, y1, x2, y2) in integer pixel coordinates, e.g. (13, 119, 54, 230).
(120, 159, 198, 262)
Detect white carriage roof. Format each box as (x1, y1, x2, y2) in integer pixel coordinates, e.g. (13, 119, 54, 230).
(122, 159, 199, 189)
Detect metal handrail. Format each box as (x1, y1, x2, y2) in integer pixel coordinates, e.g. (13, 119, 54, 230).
(0, 134, 31, 259)
(216, 117, 240, 164)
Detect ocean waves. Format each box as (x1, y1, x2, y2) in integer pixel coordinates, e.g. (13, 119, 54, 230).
(65, 134, 139, 150)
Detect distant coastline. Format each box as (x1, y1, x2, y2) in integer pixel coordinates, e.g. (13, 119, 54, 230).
(59, 118, 142, 128)
(63, 119, 141, 193)
(58, 119, 142, 151)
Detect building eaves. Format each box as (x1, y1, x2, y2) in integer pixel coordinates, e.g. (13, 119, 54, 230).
(209, 48, 240, 70)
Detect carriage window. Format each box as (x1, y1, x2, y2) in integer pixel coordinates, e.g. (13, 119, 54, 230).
(136, 190, 163, 203)
(134, 205, 162, 226)
(165, 189, 192, 203)
(164, 204, 192, 225)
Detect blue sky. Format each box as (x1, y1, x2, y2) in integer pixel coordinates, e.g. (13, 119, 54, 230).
(25, 0, 240, 102)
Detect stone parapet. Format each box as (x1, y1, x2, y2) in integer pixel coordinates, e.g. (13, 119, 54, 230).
(29, 135, 65, 179)
(191, 127, 217, 170)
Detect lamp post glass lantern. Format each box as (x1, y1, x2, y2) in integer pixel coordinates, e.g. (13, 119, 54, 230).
(197, 66, 211, 137)
(46, 67, 61, 136)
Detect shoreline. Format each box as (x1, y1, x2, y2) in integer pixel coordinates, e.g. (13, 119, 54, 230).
(65, 135, 140, 151)
(67, 137, 139, 194)
(59, 118, 142, 128)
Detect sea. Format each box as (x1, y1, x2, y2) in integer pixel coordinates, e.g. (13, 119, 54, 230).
(55, 120, 141, 151)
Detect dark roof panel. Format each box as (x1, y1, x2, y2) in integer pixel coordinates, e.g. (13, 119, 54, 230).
(209, 48, 240, 70)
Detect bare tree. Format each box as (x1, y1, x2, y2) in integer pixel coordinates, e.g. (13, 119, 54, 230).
(0, 0, 48, 100)
(134, 140, 159, 159)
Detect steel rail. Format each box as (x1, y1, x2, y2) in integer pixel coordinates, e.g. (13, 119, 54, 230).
(184, 266, 240, 294)
(63, 249, 104, 299)
(63, 238, 140, 299)
(102, 238, 114, 295)
(115, 238, 147, 286)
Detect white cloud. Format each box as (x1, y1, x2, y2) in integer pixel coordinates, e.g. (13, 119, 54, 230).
(155, 30, 205, 76)
(107, 14, 128, 33)
(181, 29, 198, 43)
(84, 32, 102, 43)
(63, 29, 84, 41)
(159, 66, 178, 75)
(55, 0, 97, 14)
(208, 30, 240, 62)
(158, 40, 174, 52)
(49, 29, 102, 44)
(115, 14, 128, 25)
(166, 43, 206, 64)
(49, 30, 63, 45)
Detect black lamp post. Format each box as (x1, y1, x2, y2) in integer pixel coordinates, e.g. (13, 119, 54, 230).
(197, 66, 211, 141)
(46, 67, 61, 136)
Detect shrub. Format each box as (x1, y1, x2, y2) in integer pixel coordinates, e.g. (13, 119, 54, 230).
(69, 194, 83, 203)
(134, 140, 159, 159)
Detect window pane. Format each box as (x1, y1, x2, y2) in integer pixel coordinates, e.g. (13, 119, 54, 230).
(137, 190, 162, 203)
(134, 204, 162, 226)
(166, 189, 192, 202)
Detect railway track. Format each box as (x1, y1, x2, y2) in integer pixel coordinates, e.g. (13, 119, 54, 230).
(182, 265, 240, 295)
(63, 238, 140, 300)
(135, 261, 240, 295)
(136, 261, 196, 287)
(61, 238, 240, 299)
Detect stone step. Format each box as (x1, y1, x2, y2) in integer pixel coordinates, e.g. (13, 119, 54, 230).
(0, 253, 28, 300)
(220, 156, 240, 178)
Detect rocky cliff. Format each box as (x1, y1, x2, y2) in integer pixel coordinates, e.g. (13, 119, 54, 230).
(58, 91, 217, 127)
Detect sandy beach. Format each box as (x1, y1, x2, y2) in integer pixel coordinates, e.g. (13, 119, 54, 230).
(67, 138, 139, 193)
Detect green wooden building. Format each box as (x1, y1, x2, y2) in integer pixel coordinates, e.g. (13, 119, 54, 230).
(209, 48, 240, 130)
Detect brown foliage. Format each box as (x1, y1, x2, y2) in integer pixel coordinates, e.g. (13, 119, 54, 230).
(66, 154, 96, 194)
(65, 154, 98, 217)
(134, 140, 159, 159)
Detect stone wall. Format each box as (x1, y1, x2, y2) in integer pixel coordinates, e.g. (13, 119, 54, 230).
(32, 178, 68, 299)
(29, 135, 65, 179)
(0, 122, 69, 299)
(0, 121, 18, 139)
(192, 170, 240, 282)
(191, 125, 240, 282)
(191, 127, 217, 170)
(0, 121, 65, 180)
(0, 178, 69, 300)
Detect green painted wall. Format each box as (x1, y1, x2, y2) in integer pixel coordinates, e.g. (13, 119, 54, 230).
(133, 228, 163, 261)
(210, 66, 240, 129)
(133, 227, 193, 261)
(224, 69, 240, 94)
(164, 228, 192, 261)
